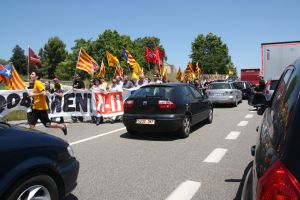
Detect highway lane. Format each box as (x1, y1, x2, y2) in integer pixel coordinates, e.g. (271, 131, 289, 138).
(32, 100, 261, 200)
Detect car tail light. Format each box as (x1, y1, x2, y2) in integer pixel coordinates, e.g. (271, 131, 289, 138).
(257, 160, 300, 200)
(124, 100, 134, 109)
(158, 100, 176, 109)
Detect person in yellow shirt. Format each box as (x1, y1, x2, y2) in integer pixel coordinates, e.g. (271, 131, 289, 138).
(28, 70, 67, 135)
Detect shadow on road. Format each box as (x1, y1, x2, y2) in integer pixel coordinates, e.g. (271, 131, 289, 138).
(232, 161, 253, 200)
(120, 121, 206, 141)
(64, 194, 78, 200)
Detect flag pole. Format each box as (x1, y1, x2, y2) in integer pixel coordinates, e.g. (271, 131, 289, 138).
(73, 48, 82, 88)
(27, 46, 30, 84)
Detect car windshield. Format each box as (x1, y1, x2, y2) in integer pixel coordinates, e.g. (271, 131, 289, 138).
(131, 86, 173, 98)
(208, 83, 231, 89)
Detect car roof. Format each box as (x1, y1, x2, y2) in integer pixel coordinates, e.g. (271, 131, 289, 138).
(140, 83, 189, 88)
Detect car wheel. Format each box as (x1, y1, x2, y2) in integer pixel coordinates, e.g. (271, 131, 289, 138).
(7, 175, 59, 200)
(126, 128, 138, 136)
(178, 115, 191, 138)
(205, 108, 213, 124)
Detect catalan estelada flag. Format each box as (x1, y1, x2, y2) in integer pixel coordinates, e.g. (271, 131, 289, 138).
(122, 48, 143, 80)
(76, 48, 99, 75)
(0, 64, 26, 90)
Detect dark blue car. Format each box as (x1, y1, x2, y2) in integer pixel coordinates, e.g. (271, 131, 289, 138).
(0, 122, 79, 200)
(240, 59, 300, 199)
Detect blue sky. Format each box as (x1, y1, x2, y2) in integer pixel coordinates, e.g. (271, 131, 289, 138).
(1, 0, 300, 75)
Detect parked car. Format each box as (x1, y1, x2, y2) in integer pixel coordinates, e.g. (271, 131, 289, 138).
(122, 83, 213, 138)
(206, 82, 242, 106)
(0, 123, 79, 200)
(232, 81, 253, 99)
(264, 79, 279, 101)
(241, 60, 300, 199)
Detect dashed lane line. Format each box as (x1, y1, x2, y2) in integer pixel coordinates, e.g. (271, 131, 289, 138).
(225, 131, 241, 140)
(238, 121, 248, 126)
(165, 180, 201, 200)
(70, 127, 126, 146)
(245, 114, 254, 119)
(203, 148, 228, 163)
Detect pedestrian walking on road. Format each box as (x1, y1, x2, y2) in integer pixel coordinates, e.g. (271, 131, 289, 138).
(28, 70, 68, 135)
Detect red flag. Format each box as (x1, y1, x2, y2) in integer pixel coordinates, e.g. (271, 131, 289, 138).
(155, 47, 164, 65)
(28, 47, 42, 67)
(144, 47, 156, 63)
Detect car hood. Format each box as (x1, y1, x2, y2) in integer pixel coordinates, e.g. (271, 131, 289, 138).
(0, 125, 68, 151)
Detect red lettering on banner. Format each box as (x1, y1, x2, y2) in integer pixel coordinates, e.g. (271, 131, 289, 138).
(94, 92, 124, 117)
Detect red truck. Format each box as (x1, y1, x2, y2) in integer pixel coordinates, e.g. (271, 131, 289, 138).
(240, 68, 260, 86)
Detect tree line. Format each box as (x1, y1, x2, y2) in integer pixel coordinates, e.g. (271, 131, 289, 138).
(0, 30, 236, 81)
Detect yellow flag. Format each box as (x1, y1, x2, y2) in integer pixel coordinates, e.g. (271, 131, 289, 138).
(106, 51, 119, 67)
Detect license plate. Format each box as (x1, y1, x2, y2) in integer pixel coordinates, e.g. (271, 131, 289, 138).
(136, 119, 155, 125)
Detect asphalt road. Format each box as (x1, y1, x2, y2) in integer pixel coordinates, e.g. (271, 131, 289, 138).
(30, 100, 261, 200)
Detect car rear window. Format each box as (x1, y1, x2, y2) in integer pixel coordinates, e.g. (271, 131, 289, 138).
(233, 82, 246, 89)
(131, 86, 173, 98)
(208, 83, 231, 89)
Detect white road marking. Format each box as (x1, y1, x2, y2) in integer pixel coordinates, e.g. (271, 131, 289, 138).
(238, 121, 248, 126)
(165, 180, 201, 200)
(70, 127, 126, 146)
(245, 114, 254, 119)
(250, 110, 256, 113)
(203, 148, 228, 163)
(225, 131, 241, 140)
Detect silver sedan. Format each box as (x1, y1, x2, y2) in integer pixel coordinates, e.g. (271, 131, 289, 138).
(206, 82, 242, 107)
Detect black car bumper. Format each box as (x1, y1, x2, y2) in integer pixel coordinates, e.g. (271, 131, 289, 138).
(123, 114, 183, 133)
(59, 158, 79, 196)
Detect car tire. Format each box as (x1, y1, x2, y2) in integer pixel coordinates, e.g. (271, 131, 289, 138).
(127, 128, 138, 136)
(205, 108, 213, 124)
(178, 115, 191, 138)
(7, 175, 59, 200)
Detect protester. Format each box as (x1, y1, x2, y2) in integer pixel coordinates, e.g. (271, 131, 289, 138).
(135, 75, 148, 87)
(88, 79, 94, 89)
(110, 78, 122, 92)
(151, 74, 162, 84)
(99, 77, 109, 91)
(44, 80, 52, 93)
(28, 70, 67, 135)
(122, 75, 134, 89)
(115, 75, 123, 88)
(51, 82, 65, 123)
(90, 78, 104, 125)
(72, 73, 85, 122)
(73, 73, 85, 90)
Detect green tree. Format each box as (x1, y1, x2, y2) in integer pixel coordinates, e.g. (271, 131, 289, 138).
(190, 33, 231, 74)
(0, 59, 8, 66)
(9, 45, 27, 75)
(40, 36, 68, 78)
